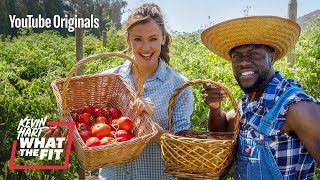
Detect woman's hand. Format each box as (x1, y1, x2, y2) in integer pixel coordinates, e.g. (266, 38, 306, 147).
(201, 80, 227, 109)
(133, 97, 155, 116)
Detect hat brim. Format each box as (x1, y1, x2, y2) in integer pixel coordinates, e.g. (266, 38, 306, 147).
(201, 16, 301, 61)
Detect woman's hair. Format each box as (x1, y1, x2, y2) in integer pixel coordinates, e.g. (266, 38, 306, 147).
(124, 3, 171, 65)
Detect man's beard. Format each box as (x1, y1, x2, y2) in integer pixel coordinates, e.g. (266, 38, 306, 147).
(235, 71, 268, 94)
(241, 75, 266, 93)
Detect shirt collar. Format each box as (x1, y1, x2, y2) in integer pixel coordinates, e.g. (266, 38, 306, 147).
(241, 72, 283, 110)
(120, 58, 167, 82)
(260, 72, 283, 109)
(147, 58, 167, 82)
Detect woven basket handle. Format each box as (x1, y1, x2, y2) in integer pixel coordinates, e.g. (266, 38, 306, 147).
(167, 79, 240, 138)
(61, 52, 142, 114)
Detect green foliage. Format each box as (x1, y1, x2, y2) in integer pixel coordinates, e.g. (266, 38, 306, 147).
(1, 20, 319, 179)
(0, 30, 75, 179)
(0, 29, 125, 179)
(170, 32, 241, 130)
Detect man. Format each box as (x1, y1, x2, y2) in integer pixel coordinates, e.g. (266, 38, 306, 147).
(201, 16, 320, 179)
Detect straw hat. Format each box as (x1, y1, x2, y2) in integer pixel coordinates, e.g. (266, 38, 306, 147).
(201, 16, 301, 61)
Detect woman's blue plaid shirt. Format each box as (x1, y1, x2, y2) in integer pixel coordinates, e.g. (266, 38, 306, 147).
(99, 59, 194, 180)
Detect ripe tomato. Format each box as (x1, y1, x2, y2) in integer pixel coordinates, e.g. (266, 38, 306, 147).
(77, 113, 91, 126)
(116, 117, 134, 132)
(77, 123, 90, 131)
(108, 108, 121, 119)
(82, 104, 95, 116)
(91, 123, 111, 139)
(100, 136, 115, 145)
(85, 137, 100, 147)
(42, 125, 58, 133)
(129, 132, 135, 139)
(95, 116, 110, 124)
(114, 130, 132, 142)
(94, 108, 108, 118)
(79, 129, 92, 142)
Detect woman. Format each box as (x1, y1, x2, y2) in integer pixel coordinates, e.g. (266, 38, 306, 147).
(99, 3, 194, 179)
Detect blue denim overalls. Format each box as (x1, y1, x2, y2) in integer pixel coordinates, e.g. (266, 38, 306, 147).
(234, 87, 302, 180)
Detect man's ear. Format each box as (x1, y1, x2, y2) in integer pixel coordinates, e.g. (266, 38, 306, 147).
(271, 51, 276, 64)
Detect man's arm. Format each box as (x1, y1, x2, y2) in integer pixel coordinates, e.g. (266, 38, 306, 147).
(282, 101, 320, 163)
(202, 82, 237, 132)
(208, 108, 236, 132)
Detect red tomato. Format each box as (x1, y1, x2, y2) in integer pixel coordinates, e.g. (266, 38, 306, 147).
(116, 117, 134, 132)
(114, 130, 132, 142)
(91, 123, 111, 139)
(77, 123, 90, 131)
(95, 116, 110, 124)
(77, 113, 91, 126)
(108, 108, 121, 119)
(79, 129, 92, 143)
(100, 136, 115, 145)
(82, 104, 95, 116)
(94, 108, 109, 118)
(129, 132, 135, 139)
(42, 125, 58, 133)
(85, 137, 100, 147)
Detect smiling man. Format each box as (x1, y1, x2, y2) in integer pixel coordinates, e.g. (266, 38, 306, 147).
(201, 16, 320, 179)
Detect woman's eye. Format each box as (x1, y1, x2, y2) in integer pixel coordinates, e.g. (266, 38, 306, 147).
(134, 38, 141, 41)
(150, 38, 158, 41)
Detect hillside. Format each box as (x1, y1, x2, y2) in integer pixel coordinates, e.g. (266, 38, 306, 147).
(297, 9, 320, 29)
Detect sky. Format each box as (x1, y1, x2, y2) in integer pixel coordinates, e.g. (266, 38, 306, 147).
(122, 0, 320, 33)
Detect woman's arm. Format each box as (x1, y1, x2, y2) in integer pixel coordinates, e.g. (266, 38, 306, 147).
(171, 86, 194, 133)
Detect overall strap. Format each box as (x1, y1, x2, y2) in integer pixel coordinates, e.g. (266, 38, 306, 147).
(258, 86, 302, 136)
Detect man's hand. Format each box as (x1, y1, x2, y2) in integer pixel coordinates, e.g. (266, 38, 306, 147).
(202, 80, 227, 109)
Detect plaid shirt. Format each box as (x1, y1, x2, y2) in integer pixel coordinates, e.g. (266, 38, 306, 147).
(239, 72, 318, 179)
(99, 59, 194, 180)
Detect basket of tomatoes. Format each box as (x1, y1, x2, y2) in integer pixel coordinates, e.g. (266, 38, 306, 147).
(51, 52, 158, 171)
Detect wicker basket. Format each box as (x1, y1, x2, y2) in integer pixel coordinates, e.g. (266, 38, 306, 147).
(160, 79, 239, 179)
(51, 52, 158, 171)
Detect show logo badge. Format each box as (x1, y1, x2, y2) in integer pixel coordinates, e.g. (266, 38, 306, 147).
(9, 116, 75, 170)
